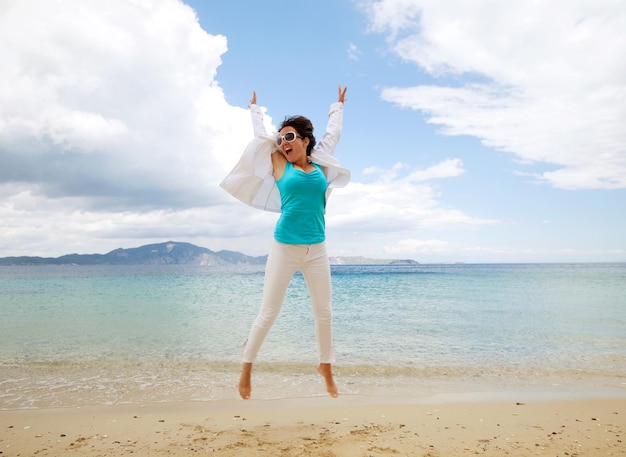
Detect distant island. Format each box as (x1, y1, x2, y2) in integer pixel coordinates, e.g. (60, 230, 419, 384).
(0, 241, 266, 266)
(0, 241, 418, 266)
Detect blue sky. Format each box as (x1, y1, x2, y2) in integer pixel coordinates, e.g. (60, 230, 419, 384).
(0, 0, 624, 262)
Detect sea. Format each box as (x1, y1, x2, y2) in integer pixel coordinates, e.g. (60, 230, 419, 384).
(1, 263, 625, 409)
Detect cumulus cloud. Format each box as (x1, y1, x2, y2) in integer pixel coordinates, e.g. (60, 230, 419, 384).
(0, 0, 249, 212)
(362, 0, 626, 190)
(0, 0, 270, 255)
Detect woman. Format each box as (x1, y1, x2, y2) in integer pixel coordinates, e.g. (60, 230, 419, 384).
(220, 85, 350, 399)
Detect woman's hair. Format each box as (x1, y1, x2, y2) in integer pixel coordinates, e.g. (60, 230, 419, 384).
(280, 116, 316, 156)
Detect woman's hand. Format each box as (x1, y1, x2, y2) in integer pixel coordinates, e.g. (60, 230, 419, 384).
(249, 90, 257, 106)
(337, 84, 347, 103)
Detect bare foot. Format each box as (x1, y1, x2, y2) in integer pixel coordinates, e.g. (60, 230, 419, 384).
(238, 363, 252, 399)
(317, 363, 338, 398)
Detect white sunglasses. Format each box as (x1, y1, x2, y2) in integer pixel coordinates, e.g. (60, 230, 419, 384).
(277, 131, 304, 146)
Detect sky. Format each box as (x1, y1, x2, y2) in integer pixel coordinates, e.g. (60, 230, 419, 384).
(0, 0, 625, 263)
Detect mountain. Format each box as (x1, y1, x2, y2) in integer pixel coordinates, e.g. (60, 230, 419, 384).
(0, 241, 267, 266)
(0, 242, 419, 266)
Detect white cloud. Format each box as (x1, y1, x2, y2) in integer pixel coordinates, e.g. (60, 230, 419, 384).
(408, 158, 464, 181)
(363, 0, 626, 190)
(347, 42, 363, 60)
(376, 237, 626, 263)
(0, 183, 279, 257)
(0, 0, 267, 255)
(364, 158, 464, 182)
(385, 238, 451, 254)
(0, 0, 250, 212)
(328, 160, 495, 233)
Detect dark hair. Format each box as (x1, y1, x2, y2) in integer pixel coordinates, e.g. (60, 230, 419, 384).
(280, 116, 316, 156)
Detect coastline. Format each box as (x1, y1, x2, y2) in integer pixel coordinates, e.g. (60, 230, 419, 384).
(2, 396, 624, 456)
(3, 360, 625, 410)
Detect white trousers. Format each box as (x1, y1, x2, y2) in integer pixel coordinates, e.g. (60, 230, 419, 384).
(241, 240, 335, 364)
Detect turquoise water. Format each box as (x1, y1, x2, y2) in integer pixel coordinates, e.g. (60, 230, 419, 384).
(1, 263, 625, 408)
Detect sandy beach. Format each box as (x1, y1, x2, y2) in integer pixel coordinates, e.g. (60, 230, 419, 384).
(1, 396, 624, 456)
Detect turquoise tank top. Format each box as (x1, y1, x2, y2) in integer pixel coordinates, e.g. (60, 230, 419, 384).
(274, 162, 327, 244)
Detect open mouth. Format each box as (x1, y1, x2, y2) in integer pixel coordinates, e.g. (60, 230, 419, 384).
(284, 147, 293, 155)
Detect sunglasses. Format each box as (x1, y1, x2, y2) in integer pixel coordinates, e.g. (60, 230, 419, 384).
(277, 131, 303, 146)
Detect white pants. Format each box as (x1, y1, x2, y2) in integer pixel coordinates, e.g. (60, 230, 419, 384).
(241, 240, 335, 364)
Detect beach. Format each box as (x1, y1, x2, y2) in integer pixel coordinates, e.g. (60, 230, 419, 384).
(2, 263, 625, 455)
(1, 396, 624, 456)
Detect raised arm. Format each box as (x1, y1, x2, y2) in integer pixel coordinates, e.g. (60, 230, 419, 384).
(315, 84, 348, 157)
(249, 90, 267, 137)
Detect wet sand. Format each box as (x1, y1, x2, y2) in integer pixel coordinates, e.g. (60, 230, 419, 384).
(1, 396, 624, 456)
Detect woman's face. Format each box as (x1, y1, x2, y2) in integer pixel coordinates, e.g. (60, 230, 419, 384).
(278, 127, 309, 162)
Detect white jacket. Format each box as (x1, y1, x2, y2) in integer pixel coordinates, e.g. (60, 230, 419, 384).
(220, 102, 351, 213)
